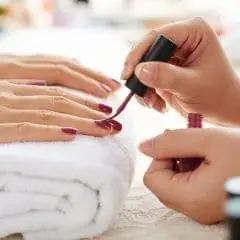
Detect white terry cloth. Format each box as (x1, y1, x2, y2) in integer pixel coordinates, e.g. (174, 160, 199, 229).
(0, 93, 136, 240)
(0, 29, 136, 240)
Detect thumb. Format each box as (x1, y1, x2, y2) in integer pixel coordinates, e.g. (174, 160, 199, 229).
(139, 128, 211, 159)
(135, 62, 196, 92)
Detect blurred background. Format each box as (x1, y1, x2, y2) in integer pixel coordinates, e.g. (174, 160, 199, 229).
(1, 0, 240, 63)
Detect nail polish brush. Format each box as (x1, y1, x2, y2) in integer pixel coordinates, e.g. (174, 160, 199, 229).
(100, 35, 178, 122)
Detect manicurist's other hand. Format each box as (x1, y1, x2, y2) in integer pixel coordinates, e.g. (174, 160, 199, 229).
(0, 54, 122, 143)
(139, 128, 240, 224)
(122, 18, 240, 126)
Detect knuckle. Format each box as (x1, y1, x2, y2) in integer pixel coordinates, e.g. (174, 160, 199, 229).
(53, 95, 68, 104)
(15, 122, 31, 133)
(51, 96, 69, 110)
(51, 86, 64, 96)
(54, 64, 68, 77)
(0, 94, 11, 103)
(161, 129, 174, 139)
(192, 17, 207, 26)
(190, 17, 211, 31)
(148, 29, 159, 38)
(39, 109, 55, 123)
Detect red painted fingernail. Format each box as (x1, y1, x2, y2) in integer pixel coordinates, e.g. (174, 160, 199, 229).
(98, 104, 113, 114)
(100, 84, 112, 93)
(107, 120, 122, 131)
(95, 120, 112, 130)
(61, 127, 78, 135)
(112, 78, 121, 85)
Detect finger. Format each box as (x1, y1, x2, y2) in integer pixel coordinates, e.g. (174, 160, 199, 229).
(143, 159, 194, 211)
(152, 97, 168, 113)
(2, 108, 121, 137)
(7, 83, 112, 113)
(18, 55, 121, 90)
(121, 30, 159, 80)
(121, 18, 210, 81)
(135, 88, 167, 112)
(0, 122, 77, 143)
(0, 54, 79, 64)
(0, 95, 106, 120)
(143, 89, 167, 112)
(135, 61, 197, 93)
(5, 79, 48, 86)
(0, 61, 111, 98)
(139, 128, 213, 159)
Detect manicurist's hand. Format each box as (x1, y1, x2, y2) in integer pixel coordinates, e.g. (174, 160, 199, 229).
(121, 18, 240, 126)
(139, 128, 240, 224)
(0, 54, 122, 143)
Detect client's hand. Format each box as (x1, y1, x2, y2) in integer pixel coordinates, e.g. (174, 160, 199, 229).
(139, 128, 240, 224)
(0, 81, 121, 143)
(0, 54, 120, 98)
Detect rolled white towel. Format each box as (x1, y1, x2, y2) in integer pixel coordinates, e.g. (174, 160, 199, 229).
(0, 92, 136, 240)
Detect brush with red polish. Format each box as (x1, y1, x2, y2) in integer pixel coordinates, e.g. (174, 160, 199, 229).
(95, 35, 178, 128)
(173, 113, 204, 173)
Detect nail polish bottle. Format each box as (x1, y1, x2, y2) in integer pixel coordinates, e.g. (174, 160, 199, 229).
(174, 113, 204, 173)
(101, 35, 177, 121)
(225, 198, 240, 240)
(225, 177, 240, 199)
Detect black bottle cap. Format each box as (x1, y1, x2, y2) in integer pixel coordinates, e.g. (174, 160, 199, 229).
(225, 198, 240, 240)
(225, 177, 240, 199)
(125, 35, 177, 97)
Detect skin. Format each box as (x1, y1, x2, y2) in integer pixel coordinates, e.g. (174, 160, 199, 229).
(121, 18, 240, 224)
(0, 54, 121, 143)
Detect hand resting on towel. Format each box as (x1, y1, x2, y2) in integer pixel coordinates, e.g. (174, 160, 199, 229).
(0, 54, 122, 143)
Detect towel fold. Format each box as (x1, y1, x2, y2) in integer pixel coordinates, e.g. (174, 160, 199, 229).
(0, 93, 136, 240)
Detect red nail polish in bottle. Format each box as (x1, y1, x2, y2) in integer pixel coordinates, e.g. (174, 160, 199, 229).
(174, 113, 204, 173)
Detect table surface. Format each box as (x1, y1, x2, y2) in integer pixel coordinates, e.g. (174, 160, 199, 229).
(0, 28, 226, 240)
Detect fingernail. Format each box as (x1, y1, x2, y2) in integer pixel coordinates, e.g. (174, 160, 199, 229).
(95, 120, 112, 130)
(139, 138, 154, 154)
(100, 84, 112, 93)
(153, 100, 168, 113)
(144, 94, 154, 108)
(107, 120, 122, 131)
(61, 127, 78, 135)
(112, 78, 121, 85)
(28, 80, 46, 86)
(98, 104, 113, 114)
(136, 64, 152, 78)
(121, 64, 132, 80)
(162, 105, 169, 113)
